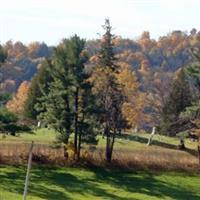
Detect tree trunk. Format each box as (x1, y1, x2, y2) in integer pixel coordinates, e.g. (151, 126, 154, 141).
(63, 136, 69, 158)
(110, 133, 115, 158)
(77, 131, 82, 161)
(198, 144, 200, 166)
(106, 136, 111, 162)
(109, 132, 116, 162)
(105, 127, 111, 162)
(105, 128, 115, 163)
(74, 87, 79, 159)
(63, 145, 68, 159)
(178, 138, 185, 150)
(10, 131, 16, 136)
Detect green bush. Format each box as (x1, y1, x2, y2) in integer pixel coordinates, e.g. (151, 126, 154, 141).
(0, 107, 31, 135)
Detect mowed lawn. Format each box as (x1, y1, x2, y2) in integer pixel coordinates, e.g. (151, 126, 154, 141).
(1, 165, 200, 200)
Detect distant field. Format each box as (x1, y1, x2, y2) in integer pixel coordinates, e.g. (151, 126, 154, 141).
(0, 129, 56, 144)
(1, 165, 200, 200)
(0, 128, 197, 150)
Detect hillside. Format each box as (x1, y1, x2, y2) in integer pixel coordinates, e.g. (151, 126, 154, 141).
(0, 41, 52, 93)
(1, 29, 200, 94)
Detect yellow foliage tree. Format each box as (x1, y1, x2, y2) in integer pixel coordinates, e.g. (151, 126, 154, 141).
(6, 81, 30, 115)
(117, 62, 146, 129)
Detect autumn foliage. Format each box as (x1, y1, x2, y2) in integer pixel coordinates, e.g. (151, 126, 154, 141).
(6, 81, 30, 115)
(117, 62, 146, 128)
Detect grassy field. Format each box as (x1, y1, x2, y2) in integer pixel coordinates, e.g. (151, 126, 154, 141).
(0, 129, 56, 144)
(0, 130, 199, 199)
(1, 165, 200, 200)
(0, 128, 197, 150)
(0, 129, 199, 171)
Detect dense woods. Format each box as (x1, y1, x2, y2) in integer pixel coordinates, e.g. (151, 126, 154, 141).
(1, 29, 200, 94)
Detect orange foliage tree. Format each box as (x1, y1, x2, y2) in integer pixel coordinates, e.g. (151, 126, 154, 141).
(117, 62, 147, 129)
(6, 81, 30, 116)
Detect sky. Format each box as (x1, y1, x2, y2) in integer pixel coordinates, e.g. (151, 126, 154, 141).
(0, 0, 200, 45)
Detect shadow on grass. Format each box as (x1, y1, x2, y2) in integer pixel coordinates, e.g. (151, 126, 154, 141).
(89, 167, 200, 200)
(1, 166, 200, 200)
(116, 134, 197, 156)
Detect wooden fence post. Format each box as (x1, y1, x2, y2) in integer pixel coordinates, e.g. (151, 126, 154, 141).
(23, 141, 34, 200)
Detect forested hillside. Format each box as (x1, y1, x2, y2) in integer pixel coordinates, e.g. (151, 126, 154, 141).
(0, 41, 52, 92)
(1, 29, 200, 94)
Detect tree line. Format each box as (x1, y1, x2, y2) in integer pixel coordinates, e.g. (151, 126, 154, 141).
(23, 20, 144, 162)
(1, 27, 200, 94)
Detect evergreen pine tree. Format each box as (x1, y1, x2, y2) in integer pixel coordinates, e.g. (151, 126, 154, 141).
(187, 48, 200, 91)
(36, 35, 97, 159)
(98, 19, 116, 70)
(180, 46, 200, 121)
(89, 19, 124, 162)
(160, 69, 192, 135)
(181, 47, 200, 163)
(24, 59, 52, 119)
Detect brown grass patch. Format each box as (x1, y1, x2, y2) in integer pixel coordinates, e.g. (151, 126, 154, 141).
(0, 142, 199, 172)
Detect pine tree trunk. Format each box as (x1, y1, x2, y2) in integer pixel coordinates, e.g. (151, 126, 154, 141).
(198, 144, 200, 166)
(105, 127, 111, 162)
(74, 87, 79, 159)
(77, 132, 82, 161)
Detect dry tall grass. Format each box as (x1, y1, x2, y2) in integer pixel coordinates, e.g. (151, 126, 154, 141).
(89, 147, 199, 171)
(0, 142, 199, 172)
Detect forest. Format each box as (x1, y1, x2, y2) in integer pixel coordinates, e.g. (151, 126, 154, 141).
(1, 21, 200, 135)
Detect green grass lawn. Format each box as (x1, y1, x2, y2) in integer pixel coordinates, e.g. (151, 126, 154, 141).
(0, 165, 200, 200)
(0, 128, 197, 150)
(0, 129, 56, 144)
